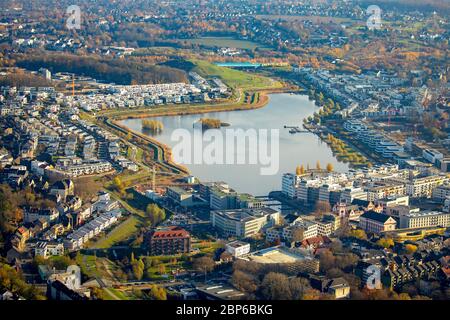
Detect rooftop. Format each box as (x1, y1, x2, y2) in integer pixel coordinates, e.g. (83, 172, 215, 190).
(243, 246, 312, 264)
(151, 226, 190, 239)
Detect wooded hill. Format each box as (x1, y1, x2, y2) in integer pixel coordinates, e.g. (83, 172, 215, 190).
(16, 52, 188, 85)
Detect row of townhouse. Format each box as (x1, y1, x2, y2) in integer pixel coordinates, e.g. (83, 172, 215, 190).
(54, 159, 113, 177)
(71, 82, 218, 111)
(64, 209, 122, 251)
(344, 120, 405, 160)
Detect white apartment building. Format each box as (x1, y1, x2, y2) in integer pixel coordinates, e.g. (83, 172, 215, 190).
(399, 211, 450, 229)
(211, 207, 280, 238)
(375, 195, 410, 211)
(55, 160, 113, 177)
(281, 173, 301, 199)
(35, 241, 64, 258)
(225, 241, 251, 258)
(265, 226, 283, 243)
(366, 183, 406, 201)
(432, 184, 450, 202)
(315, 219, 336, 236)
(282, 220, 319, 241)
(422, 149, 443, 165)
(406, 176, 449, 198)
(340, 187, 367, 203)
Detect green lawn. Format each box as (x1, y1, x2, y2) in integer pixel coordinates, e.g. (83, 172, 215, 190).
(191, 59, 282, 90)
(91, 215, 141, 249)
(75, 254, 100, 278)
(103, 288, 130, 300)
(179, 37, 268, 50)
(141, 255, 190, 280)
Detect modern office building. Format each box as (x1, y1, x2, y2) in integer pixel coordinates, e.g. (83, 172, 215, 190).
(211, 207, 280, 238)
(399, 211, 450, 229)
(225, 241, 251, 258)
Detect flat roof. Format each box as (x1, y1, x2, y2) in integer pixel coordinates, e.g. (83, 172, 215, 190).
(244, 247, 309, 264)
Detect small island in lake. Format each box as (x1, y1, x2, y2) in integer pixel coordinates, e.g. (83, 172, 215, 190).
(142, 119, 164, 133)
(199, 118, 230, 130)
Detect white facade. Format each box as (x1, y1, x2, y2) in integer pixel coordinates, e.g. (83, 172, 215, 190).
(406, 176, 448, 198)
(226, 241, 251, 258)
(399, 211, 450, 229)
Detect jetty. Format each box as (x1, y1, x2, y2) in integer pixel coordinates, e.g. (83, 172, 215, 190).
(283, 125, 309, 134)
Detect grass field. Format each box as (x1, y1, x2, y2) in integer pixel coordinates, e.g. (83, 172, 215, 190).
(103, 288, 131, 300)
(180, 37, 268, 50)
(191, 59, 282, 90)
(91, 215, 141, 249)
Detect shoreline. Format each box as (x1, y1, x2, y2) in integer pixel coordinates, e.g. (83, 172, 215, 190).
(101, 85, 299, 178)
(101, 85, 300, 120)
(107, 90, 277, 176)
(109, 90, 272, 120)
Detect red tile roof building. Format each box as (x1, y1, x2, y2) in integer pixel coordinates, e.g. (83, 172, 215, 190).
(149, 226, 191, 255)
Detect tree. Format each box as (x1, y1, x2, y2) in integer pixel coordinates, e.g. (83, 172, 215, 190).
(231, 270, 258, 294)
(290, 277, 311, 300)
(296, 165, 305, 175)
(90, 287, 105, 300)
(0, 262, 46, 300)
(319, 250, 336, 272)
(314, 200, 331, 217)
(350, 229, 367, 240)
(326, 163, 334, 173)
(260, 272, 291, 300)
(316, 161, 321, 170)
(193, 256, 215, 280)
(377, 237, 394, 249)
(291, 228, 304, 242)
(145, 204, 166, 226)
(335, 253, 359, 271)
(302, 288, 322, 300)
(147, 284, 167, 300)
(405, 244, 418, 254)
(112, 177, 125, 195)
(131, 255, 144, 280)
(444, 238, 450, 248)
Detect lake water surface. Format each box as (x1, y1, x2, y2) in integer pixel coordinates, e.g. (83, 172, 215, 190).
(120, 94, 349, 196)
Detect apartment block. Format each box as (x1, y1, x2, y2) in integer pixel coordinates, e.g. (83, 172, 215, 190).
(149, 226, 191, 255)
(399, 211, 450, 229)
(211, 207, 280, 238)
(406, 175, 449, 198)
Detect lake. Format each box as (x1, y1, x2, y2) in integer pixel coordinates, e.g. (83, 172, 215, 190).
(120, 93, 349, 196)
